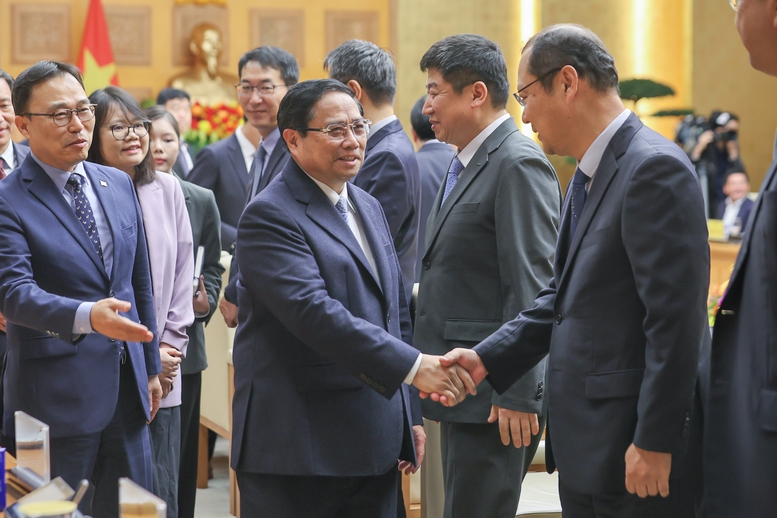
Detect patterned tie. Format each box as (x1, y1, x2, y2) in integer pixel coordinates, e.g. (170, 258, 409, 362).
(67, 173, 103, 261)
(568, 167, 590, 240)
(0, 158, 6, 180)
(441, 156, 464, 205)
(335, 195, 349, 222)
(248, 145, 268, 199)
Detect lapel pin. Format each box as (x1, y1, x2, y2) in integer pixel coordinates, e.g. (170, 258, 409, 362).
(99, 180, 108, 187)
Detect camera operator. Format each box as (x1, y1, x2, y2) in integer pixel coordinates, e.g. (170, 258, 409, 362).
(689, 111, 740, 218)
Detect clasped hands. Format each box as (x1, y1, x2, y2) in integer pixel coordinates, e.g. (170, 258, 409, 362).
(413, 349, 488, 406)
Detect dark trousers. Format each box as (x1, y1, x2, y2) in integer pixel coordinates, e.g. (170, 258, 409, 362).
(236, 467, 398, 518)
(150, 406, 181, 518)
(177, 372, 202, 518)
(49, 357, 153, 518)
(439, 418, 544, 518)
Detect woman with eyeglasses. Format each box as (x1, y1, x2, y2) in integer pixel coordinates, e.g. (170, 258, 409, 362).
(87, 86, 194, 518)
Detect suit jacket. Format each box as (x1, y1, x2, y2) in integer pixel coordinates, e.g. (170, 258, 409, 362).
(231, 160, 421, 477)
(474, 113, 709, 495)
(353, 119, 421, 302)
(0, 158, 161, 437)
(136, 173, 195, 408)
(414, 118, 561, 422)
(707, 160, 777, 515)
(172, 143, 195, 179)
(716, 196, 754, 231)
(175, 176, 224, 375)
(223, 141, 290, 305)
(188, 133, 250, 251)
(414, 141, 455, 282)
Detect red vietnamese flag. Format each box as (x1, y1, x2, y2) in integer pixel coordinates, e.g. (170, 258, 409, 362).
(77, 0, 119, 95)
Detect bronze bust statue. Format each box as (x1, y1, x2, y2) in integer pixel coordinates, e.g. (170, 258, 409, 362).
(169, 23, 239, 105)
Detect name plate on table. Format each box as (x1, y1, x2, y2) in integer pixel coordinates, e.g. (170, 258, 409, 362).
(708, 219, 725, 241)
(13, 412, 50, 490)
(119, 478, 166, 518)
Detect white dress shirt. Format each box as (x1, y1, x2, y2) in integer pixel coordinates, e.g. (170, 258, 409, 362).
(577, 109, 631, 189)
(456, 113, 510, 168)
(234, 124, 258, 173)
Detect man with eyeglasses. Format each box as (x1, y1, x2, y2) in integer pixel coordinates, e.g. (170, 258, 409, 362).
(412, 34, 561, 518)
(230, 78, 476, 517)
(325, 40, 422, 304)
(436, 25, 708, 517)
(0, 60, 161, 517)
(705, 1, 777, 515)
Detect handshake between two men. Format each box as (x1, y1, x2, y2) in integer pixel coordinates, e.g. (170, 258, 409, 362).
(412, 349, 486, 407)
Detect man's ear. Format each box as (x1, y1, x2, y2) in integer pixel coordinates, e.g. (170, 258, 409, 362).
(346, 80, 363, 102)
(282, 128, 300, 155)
(470, 81, 488, 109)
(558, 65, 580, 103)
(15, 115, 30, 140)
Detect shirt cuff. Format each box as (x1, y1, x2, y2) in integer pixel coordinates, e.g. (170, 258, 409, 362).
(403, 353, 423, 385)
(73, 302, 95, 336)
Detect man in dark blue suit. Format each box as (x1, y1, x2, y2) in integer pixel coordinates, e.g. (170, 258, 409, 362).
(716, 169, 754, 236)
(156, 88, 195, 179)
(325, 40, 422, 303)
(438, 25, 709, 517)
(0, 69, 30, 357)
(0, 61, 161, 517)
(409, 94, 455, 282)
(231, 79, 475, 517)
(706, 1, 777, 515)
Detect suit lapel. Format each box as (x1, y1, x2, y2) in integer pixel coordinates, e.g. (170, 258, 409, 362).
(350, 190, 388, 294)
(257, 143, 288, 192)
(24, 160, 107, 278)
(424, 118, 519, 257)
(226, 134, 248, 190)
(86, 164, 123, 283)
(284, 163, 382, 291)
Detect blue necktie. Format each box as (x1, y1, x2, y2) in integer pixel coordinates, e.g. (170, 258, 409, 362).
(441, 156, 464, 205)
(67, 173, 103, 261)
(248, 145, 268, 199)
(568, 167, 590, 240)
(336, 195, 349, 222)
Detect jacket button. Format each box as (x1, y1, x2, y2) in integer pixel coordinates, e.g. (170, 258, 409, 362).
(423, 261, 430, 270)
(109, 291, 115, 298)
(386, 314, 391, 323)
(555, 314, 562, 325)
(379, 386, 386, 392)
(360, 374, 367, 381)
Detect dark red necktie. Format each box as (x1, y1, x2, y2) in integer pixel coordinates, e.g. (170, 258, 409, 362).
(0, 159, 6, 180)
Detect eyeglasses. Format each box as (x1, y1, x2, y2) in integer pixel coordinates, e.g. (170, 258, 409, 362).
(235, 83, 286, 97)
(106, 121, 151, 140)
(292, 119, 372, 141)
(513, 67, 564, 107)
(729, 0, 737, 11)
(22, 104, 97, 127)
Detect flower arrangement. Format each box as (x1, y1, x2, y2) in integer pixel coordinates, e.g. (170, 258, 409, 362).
(184, 102, 243, 152)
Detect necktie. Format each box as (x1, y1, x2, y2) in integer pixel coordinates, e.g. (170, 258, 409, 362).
(568, 167, 590, 241)
(248, 145, 268, 199)
(178, 145, 192, 177)
(0, 158, 6, 180)
(67, 173, 103, 261)
(335, 195, 349, 222)
(441, 156, 464, 205)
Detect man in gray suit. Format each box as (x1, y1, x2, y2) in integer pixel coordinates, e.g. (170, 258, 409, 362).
(413, 34, 561, 518)
(441, 25, 708, 517)
(706, 1, 777, 515)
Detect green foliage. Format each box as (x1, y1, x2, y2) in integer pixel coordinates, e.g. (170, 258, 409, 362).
(652, 108, 695, 117)
(619, 79, 675, 103)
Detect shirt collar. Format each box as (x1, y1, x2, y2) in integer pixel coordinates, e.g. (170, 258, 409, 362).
(31, 152, 87, 192)
(577, 109, 630, 179)
(456, 113, 510, 168)
(367, 115, 397, 141)
(0, 141, 16, 170)
(260, 126, 281, 156)
(726, 196, 746, 209)
(304, 171, 348, 207)
(235, 124, 258, 160)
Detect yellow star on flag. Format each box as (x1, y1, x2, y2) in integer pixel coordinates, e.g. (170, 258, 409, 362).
(82, 49, 117, 95)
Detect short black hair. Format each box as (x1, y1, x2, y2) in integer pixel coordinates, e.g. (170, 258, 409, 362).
(410, 95, 435, 141)
(0, 69, 13, 92)
(277, 79, 362, 140)
(523, 24, 619, 94)
(726, 162, 749, 181)
(88, 86, 156, 187)
(145, 104, 181, 138)
(324, 40, 396, 107)
(12, 61, 85, 115)
(156, 87, 190, 106)
(238, 46, 299, 86)
(420, 34, 509, 110)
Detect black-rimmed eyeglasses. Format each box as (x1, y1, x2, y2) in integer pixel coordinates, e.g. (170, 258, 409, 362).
(106, 121, 151, 141)
(22, 104, 97, 127)
(513, 67, 564, 107)
(235, 84, 286, 97)
(292, 119, 372, 141)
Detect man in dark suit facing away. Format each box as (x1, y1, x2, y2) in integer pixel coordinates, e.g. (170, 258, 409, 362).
(157, 88, 195, 179)
(439, 25, 709, 517)
(414, 34, 561, 518)
(409, 94, 455, 283)
(706, 1, 777, 515)
(325, 40, 422, 303)
(230, 78, 476, 517)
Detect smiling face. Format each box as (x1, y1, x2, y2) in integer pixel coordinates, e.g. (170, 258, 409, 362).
(0, 79, 13, 155)
(422, 68, 473, 149)
(15, 73, 93, 172)
(238, 61, 287, 138)
(283, 91, 365, 193)
(98, 103, 149, 176)
(149, 116, 180, 174)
